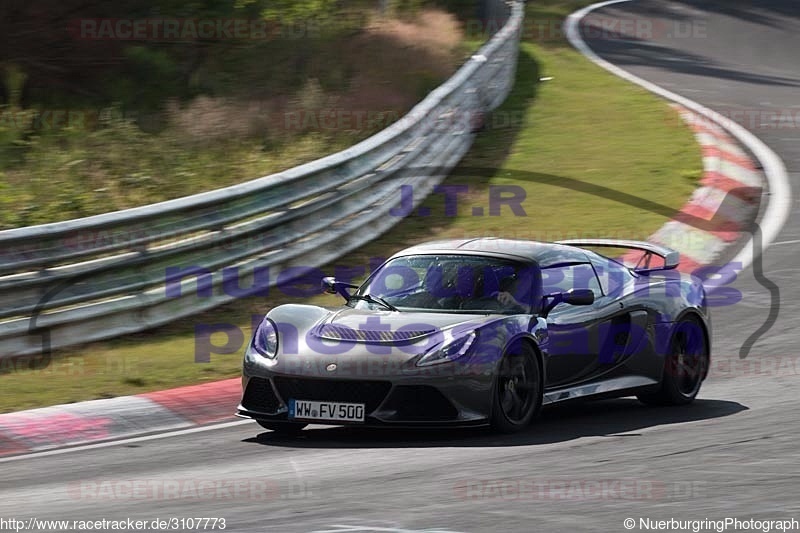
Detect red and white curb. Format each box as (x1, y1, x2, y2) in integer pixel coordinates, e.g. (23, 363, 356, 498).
(0, 378, 241, 457)
(621, 105, 764, 274)
(566, 0, 791, 277)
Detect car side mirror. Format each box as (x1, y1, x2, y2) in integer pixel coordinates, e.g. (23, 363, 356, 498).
(321, 276, 338, 294)
(563, 288, 595, 306)
(541, 288, 595, 317)
(321, 276, 359, 300)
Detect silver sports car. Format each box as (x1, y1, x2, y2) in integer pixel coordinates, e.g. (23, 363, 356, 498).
(237, 238, 710, 434)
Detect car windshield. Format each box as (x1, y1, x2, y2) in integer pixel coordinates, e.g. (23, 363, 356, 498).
(356, 254, 535, 314)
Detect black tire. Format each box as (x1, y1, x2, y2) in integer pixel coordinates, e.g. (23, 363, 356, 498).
(638, 316, 709, 406)
(490, 341, 542, 433)
(257, 421, 307, 434)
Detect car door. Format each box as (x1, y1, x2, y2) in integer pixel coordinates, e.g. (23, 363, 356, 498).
(543, 261, 647, 387)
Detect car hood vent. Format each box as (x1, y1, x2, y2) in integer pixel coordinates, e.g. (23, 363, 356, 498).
(313, 324, 436, 343)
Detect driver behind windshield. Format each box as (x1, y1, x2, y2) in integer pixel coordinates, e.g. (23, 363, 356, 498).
(495, 267, 534, 313)
(365, 256, 533, 313)
(429, 263, 532, 313)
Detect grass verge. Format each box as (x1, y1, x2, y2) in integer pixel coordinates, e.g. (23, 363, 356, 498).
(0, 0, 702, 413)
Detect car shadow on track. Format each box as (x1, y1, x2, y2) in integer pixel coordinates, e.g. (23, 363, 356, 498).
(243, 397, 747, 449)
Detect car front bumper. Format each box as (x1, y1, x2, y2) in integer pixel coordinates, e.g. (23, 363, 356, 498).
(237, 357, 496, 427)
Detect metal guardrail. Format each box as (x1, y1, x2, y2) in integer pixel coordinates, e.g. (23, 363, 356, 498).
(0, 0, 524, 358)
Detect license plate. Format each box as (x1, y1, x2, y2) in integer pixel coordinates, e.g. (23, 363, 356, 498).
(288, 399, 366, 423)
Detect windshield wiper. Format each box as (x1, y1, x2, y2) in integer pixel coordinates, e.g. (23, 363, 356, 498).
(349, 293, 399, 312)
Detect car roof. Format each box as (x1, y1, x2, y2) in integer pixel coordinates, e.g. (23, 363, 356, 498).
(389, 238, 591, 267)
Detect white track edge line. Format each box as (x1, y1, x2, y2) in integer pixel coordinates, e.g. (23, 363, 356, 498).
(0, 419, 252, 463)
(565, 0, 792, 272)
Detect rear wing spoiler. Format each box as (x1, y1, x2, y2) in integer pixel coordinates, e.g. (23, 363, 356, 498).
(555, 239, 680, 273)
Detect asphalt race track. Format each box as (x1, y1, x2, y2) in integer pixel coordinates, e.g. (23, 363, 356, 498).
(2, 2, 799, 531)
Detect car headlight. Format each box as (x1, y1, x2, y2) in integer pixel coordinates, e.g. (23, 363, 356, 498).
(416, 331, 476, 366)
(251, 318, 278, 359)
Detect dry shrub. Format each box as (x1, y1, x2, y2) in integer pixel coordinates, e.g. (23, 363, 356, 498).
(369, 9, 463, 54)
(165, 96, 283, 144)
